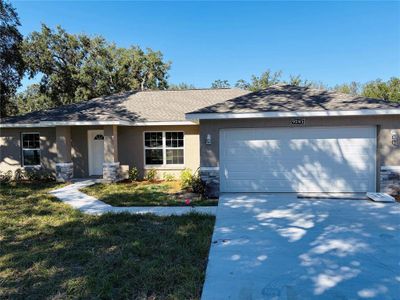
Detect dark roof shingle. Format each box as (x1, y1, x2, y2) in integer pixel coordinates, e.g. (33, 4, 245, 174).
(187, 85, 400, 114)
(2, 89, 250, 124)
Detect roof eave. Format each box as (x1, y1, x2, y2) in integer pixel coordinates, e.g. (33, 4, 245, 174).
(0, 120, 198, 128)
(185, 108, 400, 120)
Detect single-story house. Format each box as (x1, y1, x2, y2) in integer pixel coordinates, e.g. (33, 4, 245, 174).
(1, 85, 399, 196)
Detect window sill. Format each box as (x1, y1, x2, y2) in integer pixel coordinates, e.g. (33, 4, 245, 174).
(23, 165, 42, 169)
(144, 165, 185, 170)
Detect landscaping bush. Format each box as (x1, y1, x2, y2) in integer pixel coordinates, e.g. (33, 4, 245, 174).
(14, 168, 26, 182)
(163, 173, 175, 181)
(129, 167, 139, 181)
(25, 168, 55, 182)
(180, 168, 193, 189)
(0, 170, 12, 183)
(191, 174, 206, 197)
(180, 169, 206, 197)
(145, 168, 157, 182)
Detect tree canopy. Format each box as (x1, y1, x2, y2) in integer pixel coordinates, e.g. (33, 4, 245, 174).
(21, 24, 170, 109)
(214, 70, 399, 102)
(0, 0, 24, 117)
(211, 79, 231, 89)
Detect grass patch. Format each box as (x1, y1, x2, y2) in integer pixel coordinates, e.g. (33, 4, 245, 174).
(0, 182, 215, 299)
(81, 181, 218, 207)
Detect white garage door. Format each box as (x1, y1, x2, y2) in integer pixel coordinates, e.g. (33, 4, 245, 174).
(220, 127, 376, 193)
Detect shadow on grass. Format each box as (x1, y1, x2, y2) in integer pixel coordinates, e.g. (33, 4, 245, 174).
(0, 183, 215, 299)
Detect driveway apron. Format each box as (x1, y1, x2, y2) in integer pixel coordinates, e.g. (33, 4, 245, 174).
(201, 193, 400, 300)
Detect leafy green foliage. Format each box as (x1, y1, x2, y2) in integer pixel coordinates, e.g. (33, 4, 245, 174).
(191, 174, 206, 197)
(0, 0, 25, 117)
(128, 166, 139, 181)
(180, 168, 194, 189)
(18, 24, 170, 112)
(211, 79, 230, 89)
(0, 170, 12, 183)
(82, 181, 217, 207)
(168, 82, 196, 90)
(333, 81, 361, 96)
(163, 172, 175, 181)
(24, 168, 55, 182)
(179, 169, 206, 197)
(145, 168, 157, 182)
(361, 77, 400, 102)
(232, 69, 399, 102)
(13, 167, 25, 182)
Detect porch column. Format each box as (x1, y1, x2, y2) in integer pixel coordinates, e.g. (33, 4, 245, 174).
(103, 125, 120, 182)
(55, 126, 73, 182)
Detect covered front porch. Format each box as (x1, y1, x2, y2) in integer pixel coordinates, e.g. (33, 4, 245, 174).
(55, 125, 124, 182)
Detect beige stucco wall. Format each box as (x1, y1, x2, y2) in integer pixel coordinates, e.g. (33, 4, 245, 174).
(0, 127, 57, 174)
(199, 115, 400, 191)
(378, 128, 400, 166)
(1, 125, 200, 180)
(199, 115, 400, 167)
(118, 125, 200, 179)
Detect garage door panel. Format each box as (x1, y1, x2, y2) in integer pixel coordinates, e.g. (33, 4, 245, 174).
(220, 127, 376, 193)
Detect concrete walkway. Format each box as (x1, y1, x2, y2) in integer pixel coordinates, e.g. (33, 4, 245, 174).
(201, 193, 400, 300)
(50, 179, 216, 216)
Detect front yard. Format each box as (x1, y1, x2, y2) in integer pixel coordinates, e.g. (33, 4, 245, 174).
(81, 180, 218, 207)
(0, 182, 215, 299)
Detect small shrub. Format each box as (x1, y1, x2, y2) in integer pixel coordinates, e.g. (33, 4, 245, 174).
(145, 168, 157, 182)
(40, 169, 55, 182)
(14, 168, 26, 182)
(180, 168, 193, 189)
(191, 174, 206, 197)
(129, 167, 139, 181)
(25, 168, 55, 182)
(0, 170, 12, 183)
(163, 173, 175, 181)
(25, 168, 41, 181)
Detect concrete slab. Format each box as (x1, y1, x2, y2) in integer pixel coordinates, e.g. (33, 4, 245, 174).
(50, 180, 216, 216)
(201, 194, 400, 300)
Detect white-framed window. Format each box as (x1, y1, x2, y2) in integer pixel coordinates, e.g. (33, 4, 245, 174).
(144, 131, 184, 166)
(21, 133, 41, 167)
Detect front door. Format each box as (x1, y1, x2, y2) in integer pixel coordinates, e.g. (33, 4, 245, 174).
(88, 130, 104, 176)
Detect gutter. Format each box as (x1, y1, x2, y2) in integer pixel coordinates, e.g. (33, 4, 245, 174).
(185, 108, 400, 120)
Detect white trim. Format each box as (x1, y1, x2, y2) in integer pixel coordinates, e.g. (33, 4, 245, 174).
(186, 109, 400, 120)
(200, 166, 219, 171)
(381, 166, 400, 172)
(55, 162, 73, 167)
(0, 120, 197, 128)
(133, 121, 197, 126)
(88, 130, 104, 176)
(143, 131, 185, 167)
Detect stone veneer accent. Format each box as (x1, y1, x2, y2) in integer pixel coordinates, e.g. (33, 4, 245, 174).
(55, 162, 73, 182)
(103, 162, 120, 182)
(200, 167, 220, 198)
(380, 166, 400, 196)
(200, 166, 400, 197)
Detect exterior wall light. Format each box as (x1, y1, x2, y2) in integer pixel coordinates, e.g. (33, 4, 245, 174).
(206, 134, 212, 145)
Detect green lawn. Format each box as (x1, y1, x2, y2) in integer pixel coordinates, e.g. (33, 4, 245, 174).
(0, 182, 215, 299)
(81, 181, 218, 207)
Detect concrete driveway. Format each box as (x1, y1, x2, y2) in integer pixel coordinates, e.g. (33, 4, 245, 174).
(201, 194, 400, 300)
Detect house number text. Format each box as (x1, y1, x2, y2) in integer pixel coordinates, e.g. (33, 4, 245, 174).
(291, 118, 305, 126)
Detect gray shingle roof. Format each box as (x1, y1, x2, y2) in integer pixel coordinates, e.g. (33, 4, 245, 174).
(1, 89, 250, 124)
(187, 85, 400, 114)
